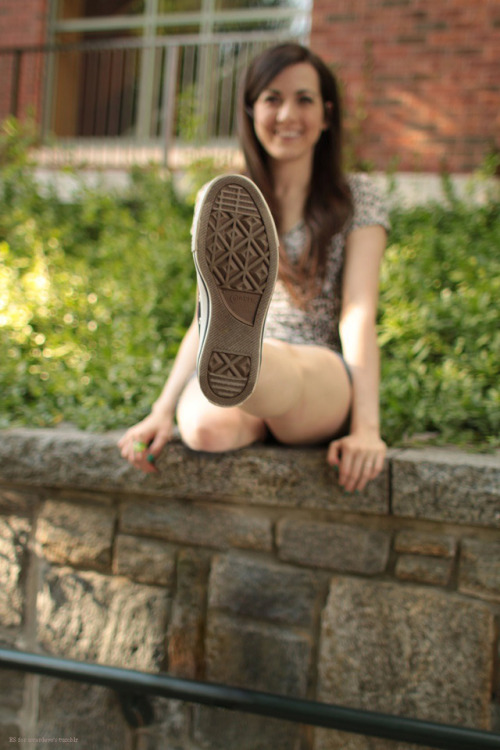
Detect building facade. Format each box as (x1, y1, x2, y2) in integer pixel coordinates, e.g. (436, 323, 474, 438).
(0, 0, 499, 172)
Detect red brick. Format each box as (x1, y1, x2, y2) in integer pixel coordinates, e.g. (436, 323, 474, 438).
(312, 0, 499, 172)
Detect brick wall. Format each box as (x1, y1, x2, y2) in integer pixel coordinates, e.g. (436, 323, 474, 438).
(0, 0, 49, 121)
(0, 0, 48, 47)
(311, 0, 500, 172)
(0, 428, 499, 747)
(0, 1, 499, 173)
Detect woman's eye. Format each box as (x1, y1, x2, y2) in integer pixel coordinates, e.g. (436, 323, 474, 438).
(299, 96, 314, 105)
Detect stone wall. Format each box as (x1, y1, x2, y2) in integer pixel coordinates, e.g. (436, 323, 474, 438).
(0, 427, 499, 750)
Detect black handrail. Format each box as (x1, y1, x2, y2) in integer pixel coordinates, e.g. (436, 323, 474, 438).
(1, 648, 498, 749)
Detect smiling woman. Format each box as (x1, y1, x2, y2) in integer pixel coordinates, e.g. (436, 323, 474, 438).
(239, 44, 353, 304)
(119, 43, 390, 494)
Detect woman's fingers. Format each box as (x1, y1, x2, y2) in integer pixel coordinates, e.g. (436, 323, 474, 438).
(148, 425, 173, 457)
(326, 440, 341, 468)
(130, 444, 158, 474)
(119, 433, 154, 473)
(328, 435, 386, 493)
(118, 416, 173, 474)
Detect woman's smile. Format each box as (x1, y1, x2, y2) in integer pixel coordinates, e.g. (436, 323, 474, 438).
(275, 130, 304, 138)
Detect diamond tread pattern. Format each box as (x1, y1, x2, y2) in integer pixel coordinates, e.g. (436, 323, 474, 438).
(205, 183, 270, 399)
(206, 184, 270, 295)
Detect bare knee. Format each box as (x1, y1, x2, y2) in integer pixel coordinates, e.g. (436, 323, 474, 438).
(179, 417, 238, 453)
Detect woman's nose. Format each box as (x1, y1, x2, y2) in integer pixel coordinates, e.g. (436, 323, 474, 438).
(276, 99, 295, 121)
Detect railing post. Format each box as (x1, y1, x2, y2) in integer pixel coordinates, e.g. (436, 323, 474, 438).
(161, 44, 180, 166)
(135, 0, 157, 140)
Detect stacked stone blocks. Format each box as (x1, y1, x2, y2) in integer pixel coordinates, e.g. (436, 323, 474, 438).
(0, 428, 499, 749)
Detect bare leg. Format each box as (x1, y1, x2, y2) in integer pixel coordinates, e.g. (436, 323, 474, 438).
(242, 339, 352, 444)
(177, 377, 267, 453)
(177, 340, 350, 452)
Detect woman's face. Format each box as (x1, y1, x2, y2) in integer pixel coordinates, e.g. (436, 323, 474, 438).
(252, 62, 328, 167)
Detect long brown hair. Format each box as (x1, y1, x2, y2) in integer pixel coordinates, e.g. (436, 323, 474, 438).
(238, 43, 353, 304)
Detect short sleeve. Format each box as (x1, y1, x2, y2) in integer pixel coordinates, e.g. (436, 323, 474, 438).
(347, 173, 390, 234)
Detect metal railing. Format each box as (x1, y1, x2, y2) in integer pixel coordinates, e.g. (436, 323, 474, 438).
(0, 32, 302, 167)
(1, 647, 499, 749)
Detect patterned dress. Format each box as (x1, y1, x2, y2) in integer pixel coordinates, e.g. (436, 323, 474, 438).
(264, 173, 390, 353)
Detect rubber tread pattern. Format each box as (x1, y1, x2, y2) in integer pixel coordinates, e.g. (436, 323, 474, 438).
(192, 174, 278, 407)
(206, 184, 270, 295)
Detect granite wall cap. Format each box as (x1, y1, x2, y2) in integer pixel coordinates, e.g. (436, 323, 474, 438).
(1, 429, 498, 525)
(392, 447, 500, 527)
(0, 427, 388, 514)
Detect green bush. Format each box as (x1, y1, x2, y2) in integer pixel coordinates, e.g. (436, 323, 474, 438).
(379, 198, 499, 448)
(0, 162, 195, 431)
(0, 128, 498, 448)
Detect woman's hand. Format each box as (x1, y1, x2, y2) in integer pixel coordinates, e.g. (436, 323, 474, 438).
(118, 409, 175, 474)
(327, 429, 386, 493)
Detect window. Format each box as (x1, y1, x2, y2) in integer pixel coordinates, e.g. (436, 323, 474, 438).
(48, 0, 311, 141)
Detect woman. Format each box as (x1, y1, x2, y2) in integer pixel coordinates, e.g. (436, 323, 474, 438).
(119, 43, 389, 493)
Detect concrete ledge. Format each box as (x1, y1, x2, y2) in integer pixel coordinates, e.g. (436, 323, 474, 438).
(32, 164, 500, 213)
(393, 448, 500, 527)
(0, 427, 389, 514)
(0, 427, 498, 526)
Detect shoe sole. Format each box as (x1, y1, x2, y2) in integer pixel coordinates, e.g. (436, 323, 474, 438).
(192, 174, 279, 407)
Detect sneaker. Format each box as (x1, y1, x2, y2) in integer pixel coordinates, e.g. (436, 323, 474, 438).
(192, 174, 279, 407)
